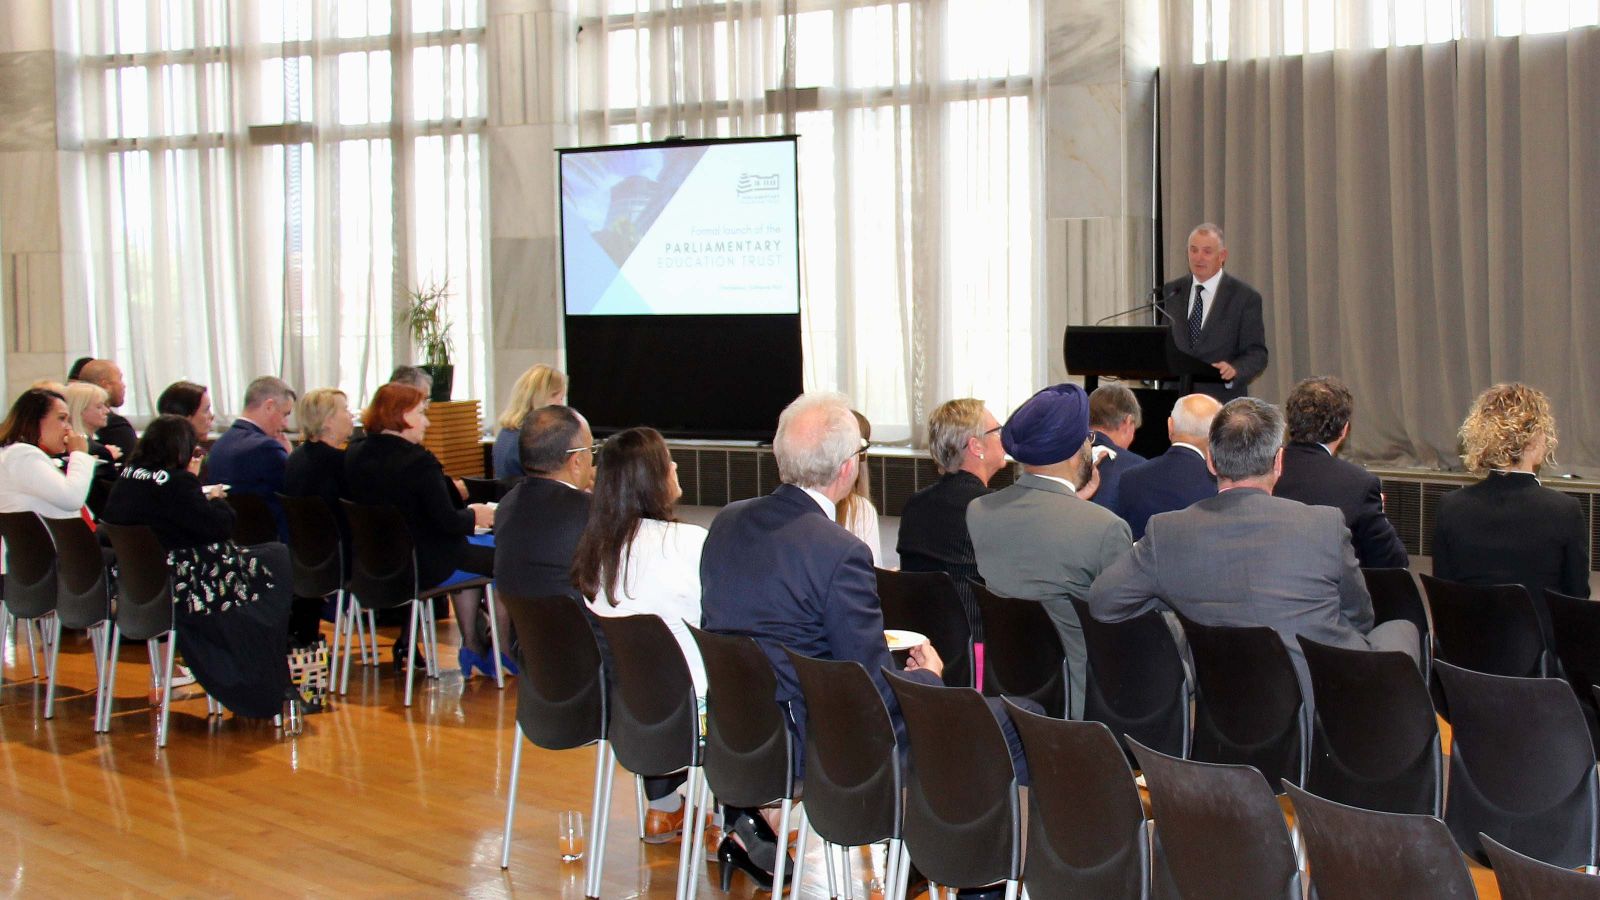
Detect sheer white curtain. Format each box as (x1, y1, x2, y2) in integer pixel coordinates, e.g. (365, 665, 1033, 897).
(66, 0, 488, 418)
(577, 0, 1041, 442)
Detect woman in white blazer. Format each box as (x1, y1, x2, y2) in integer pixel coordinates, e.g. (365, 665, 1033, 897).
(0, 387, 98, 519)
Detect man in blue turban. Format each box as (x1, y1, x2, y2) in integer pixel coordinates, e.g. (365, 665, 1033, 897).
(966, 383, 1134, 717)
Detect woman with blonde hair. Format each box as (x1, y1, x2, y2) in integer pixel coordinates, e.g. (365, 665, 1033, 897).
(62, 380, 122, 515)
(492, 364, 568, 478)
(836, 410, 882, 565)
(1432, 383, 1589, 625)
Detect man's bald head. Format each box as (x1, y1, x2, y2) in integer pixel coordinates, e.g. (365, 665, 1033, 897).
(1169, 393, 1224, 447)
(79, 359, 126, 407)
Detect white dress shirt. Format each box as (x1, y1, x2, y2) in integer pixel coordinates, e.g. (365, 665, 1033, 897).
(0, 443, 97, 519)
(587, 518, 710, 696)
(1189, 269, 1225, 329)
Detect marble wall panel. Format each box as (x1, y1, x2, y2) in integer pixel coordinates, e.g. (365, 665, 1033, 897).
(488, 123, 567, 239)
(1124, 0, 1160, 78)
(6, 351, 68, 399)
(488, 10, 576, 127)
(1044, 0, 1123, 86)
(4, 251, 63, 354)
(1046, 82, 1123, 220)
(0, 51, 57, 151)
(490, 235, 562, 347)
(0, 0, 53, 54)
(0, 150, 61, 254)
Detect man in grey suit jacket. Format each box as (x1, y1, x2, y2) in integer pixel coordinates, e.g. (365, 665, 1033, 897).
(1088, 398, 1418, 718)
(969, 383, 1134, 718)
(1161, 223, 1268, 400)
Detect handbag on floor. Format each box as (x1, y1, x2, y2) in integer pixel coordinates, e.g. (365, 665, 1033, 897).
(287, 636, 331, 714)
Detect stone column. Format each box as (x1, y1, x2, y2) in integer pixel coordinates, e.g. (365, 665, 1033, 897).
(484, 0, 580, 414)
(1042, 0, 1159, 383)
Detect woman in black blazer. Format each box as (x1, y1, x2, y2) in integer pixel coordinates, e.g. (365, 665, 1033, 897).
(283, 387, 356, 645)
(344, 383, 497, 671)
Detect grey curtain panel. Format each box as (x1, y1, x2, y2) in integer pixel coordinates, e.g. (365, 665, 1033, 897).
(1161, 15, 1600, 470)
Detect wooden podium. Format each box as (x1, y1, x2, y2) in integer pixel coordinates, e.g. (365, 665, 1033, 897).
(421, 400, 486, 478)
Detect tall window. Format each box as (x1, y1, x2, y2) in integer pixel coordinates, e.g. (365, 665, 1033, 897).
(73, 0, 487, 416)
(581, 0, 1041, 438)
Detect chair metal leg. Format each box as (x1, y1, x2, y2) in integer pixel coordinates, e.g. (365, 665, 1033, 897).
(329, 592, 345, 695)
(501, 724, 525, 869)
(823, 840, 838, 899)
(43, 614, 63, 719)
(485, 584, 505, 689)
(25, 616, 40, 677)
(883, 838, 901, 900)
(341, 597, 360, 694)
(635, 774, 648, 839)
(419, 601, 439, 679)
(156, 635, 176, 748)
(841, 843, 854, 900)
(88, 623, 104, 727)
(364, 609, 378, 664)
(685, 772, 713, 898)
(0, 605, 9, 687)
(673, 766, 701, 900)
(404, 601, 420, 707)
(772, 798, 793, 897)
(99, 623, 121, 732)
(894, 838, 912, 900)
(791, 807, 812, 896)
(586, 741, 617, 899)
(1003, 879, 1019, 900)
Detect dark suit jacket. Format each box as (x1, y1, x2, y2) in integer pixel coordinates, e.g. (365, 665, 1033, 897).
(1432, 472, 1590, 604)
(96, 412, 138, 459)
(1117, 445, 1217, 540)
(205, 419, 290, 538)
(701, 484, 938, 755)
(345, 433, 472, 590)
(493, 476, 591, 601)
(1088, 430, 1146, 517)
(1274, 442, 1409, 570)
(1162, 272, 1269, 400)
(896, 470, 991, 631)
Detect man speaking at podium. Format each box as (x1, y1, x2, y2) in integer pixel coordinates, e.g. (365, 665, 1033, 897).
(1161, 223, 1268, 400)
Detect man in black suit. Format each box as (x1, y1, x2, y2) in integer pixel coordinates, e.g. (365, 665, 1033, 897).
(1117, 393, 1222, 540)
(78, 358, 137, 457)
(1087, 383, 1146, 516)
(493, 405, 595, 601)
(1161, 223, 1269, 400)
(1274, 376, 1409, 569)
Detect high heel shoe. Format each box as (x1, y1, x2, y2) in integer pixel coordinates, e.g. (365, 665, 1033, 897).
(716, 836, 793, 892)
(726, 807, 781, 871)
(498, 652, 520, 676)
(458, 647, 500, 679)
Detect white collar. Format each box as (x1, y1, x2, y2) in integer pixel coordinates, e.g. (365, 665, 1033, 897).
(1194, 269, 1224, 297)
(1490, 468, 1542, 485)
(801, 486, 837, 518)
(1317, 442, 1335, 456)
(1171, 441, 1206, 459)
(1031, 472, 1078, 494)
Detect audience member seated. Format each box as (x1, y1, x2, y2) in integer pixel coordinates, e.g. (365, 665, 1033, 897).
(896, 397, 1007, 638)
(388, 365, 433, 394)
(100, 416, 294, 718)
(78, 359, 137, 458)
(1117, 392, 1223, 539)
(572, 426, 707, 842)
(492, 364, 567, 479)
(67, 356, 94, 382)
(1087, 383, 1147, 515)
(968, 383, 1132, 717)
(283, 387, 354, 542)
(493, 406, 594, 601)
(1088, 398, 1418, 718)
(62, 380, 121, 516)
(157, 380, 217, 439)
(1274, 376, 1409, 569)
(0, 387, 99, 519)
(1432, 382, 1589, 613)
(345, 383, 496, 671)
(204, 376, 297, 536)
(835, 410, 883, 564)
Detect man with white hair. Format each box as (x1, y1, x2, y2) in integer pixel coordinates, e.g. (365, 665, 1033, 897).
(1117, 393, 1224, 540)
(1160, 223, 1268, 400)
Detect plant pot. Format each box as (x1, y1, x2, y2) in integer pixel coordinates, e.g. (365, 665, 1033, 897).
(420, 364, 454, 402)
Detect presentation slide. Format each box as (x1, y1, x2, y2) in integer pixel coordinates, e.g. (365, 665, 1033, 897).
(560, 138, 800, 316)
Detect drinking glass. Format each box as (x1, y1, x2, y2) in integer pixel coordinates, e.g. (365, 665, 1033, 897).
(558, 810, 586, 862)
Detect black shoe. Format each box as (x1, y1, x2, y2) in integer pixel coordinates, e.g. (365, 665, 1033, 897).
(716, 836, 793, 893)
(391, 643, 410, 674)
(726, 806, 780, 872)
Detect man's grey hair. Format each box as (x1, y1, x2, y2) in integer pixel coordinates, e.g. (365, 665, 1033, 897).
(1208, 397, 1285, 481)
(243, 375, 296, 410)
(927, 398, 987, 473)
(1090, 384, 1142, 430)
(774, 392, 860, 489)
(389, 365, 434, 392)
(1171, 393, 1222, 441)
(1189, 222, 1225, 247)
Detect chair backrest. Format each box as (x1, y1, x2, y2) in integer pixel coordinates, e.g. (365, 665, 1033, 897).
(876, 568, 975, 687)
(1298, 635, 1442, 815)
(887, 671, 1020, 890)
(339, 500, 419, 610)
(277, 493, 345, 599)
(504, 593, 606, 750)
(462, 476, 502, 504)
(1544, 589, 1600, 753)
(1128, 738, 1300, 900)
(98, 522, 175, 641)
(593, 613, 700, 778)
(1420, 574, 1547, 678)
(1436, 660, 1599, 867)
(225, 492, 280, 546)
(1482, 831, 1600, 900)
(785, 649, 902, 848)
(0, 511, 58, 619)
(689, 625, 794, 809)
(973, 580, 1066, 717)
(1072, 596, 1189, 760)
(1362, 567, 1432, 645)
(1179, 615, 1307, 792)
(1284, 782, 1476, 900)
(43, 516, 111, 630)
(1004, 701, 1149, 900)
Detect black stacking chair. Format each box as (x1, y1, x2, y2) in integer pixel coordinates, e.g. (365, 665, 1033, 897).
(1179, 616, 1307, 792)
(279, 493, 373, 694)
(1544, 589, 1600, 753)
(1284, 782, 1476, 900)
(1421, 574, 1548, 679)
(886, 672, 1021, 898)
(973, 581, 1066, 717)
(1004, 702, 1149, 899)
(787, 650, 905, 900)
(0, 512, 61, 707)
(1436, 660, 1599, 868)
(1072, 597, 1189, 760)
(593, 613, 707, 900)
(225, 492, 280, 546)
(499, 594, 614, 896)
(1128, 738, 1301, 900)
(876, 568, 974, 687)
(1298, 636, 1441, 815)
(461, 476, 502, 504)
(99, 522, 180, 747)
(690, 625, 805, 894)
(1362, 567, 1432, 672)
(1482, 832, 1600, 900)
(341, 500, 505, 704)
(43, 516, 114, 728)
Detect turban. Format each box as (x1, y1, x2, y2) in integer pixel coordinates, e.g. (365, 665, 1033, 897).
(1002, 383, 1090, 466)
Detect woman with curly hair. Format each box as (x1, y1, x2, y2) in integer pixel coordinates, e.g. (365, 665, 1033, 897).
(1431, 383, 1589, 616)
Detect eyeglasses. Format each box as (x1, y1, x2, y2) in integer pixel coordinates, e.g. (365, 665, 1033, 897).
(982, 425, 1003, 437)
(565, 440, 605, 456)
(856, 439, 873, 458)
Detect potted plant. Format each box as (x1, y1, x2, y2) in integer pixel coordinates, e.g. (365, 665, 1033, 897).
(405, 278, 455, 402)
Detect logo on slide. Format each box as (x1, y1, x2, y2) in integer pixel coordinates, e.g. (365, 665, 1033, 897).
(736, 172, 781, 202)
